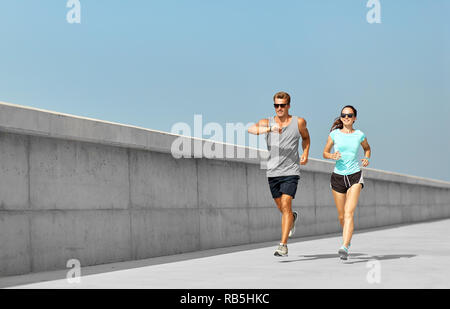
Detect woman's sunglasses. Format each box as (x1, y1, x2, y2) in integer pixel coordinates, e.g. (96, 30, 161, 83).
(341, 113, 354, 118)
(274, 104, 288, 109)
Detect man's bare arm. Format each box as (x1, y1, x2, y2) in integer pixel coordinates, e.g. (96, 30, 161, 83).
(298, 117, 310, 165)
(248, 118, 281, 135)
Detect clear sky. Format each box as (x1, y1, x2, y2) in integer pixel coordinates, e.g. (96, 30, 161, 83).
(1, 1, 449, 181)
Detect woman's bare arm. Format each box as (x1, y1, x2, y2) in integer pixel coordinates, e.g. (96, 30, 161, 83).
(360, 138, 371, 167)
(323, 136, 341, 160)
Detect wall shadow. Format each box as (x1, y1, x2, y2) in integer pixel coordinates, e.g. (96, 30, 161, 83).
(342, 254, 416, 264)
(278, 253, 416, 264)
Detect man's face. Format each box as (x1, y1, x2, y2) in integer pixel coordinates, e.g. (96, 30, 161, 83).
(273, 98, 290, 117)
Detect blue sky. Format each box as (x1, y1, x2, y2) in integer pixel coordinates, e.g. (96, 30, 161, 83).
(1, 1, 449, 181)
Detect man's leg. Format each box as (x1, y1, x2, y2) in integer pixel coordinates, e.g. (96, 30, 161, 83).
(279, 194, 294, 244)
(273, 195, 295, 243)
(274, 197, 282, 212)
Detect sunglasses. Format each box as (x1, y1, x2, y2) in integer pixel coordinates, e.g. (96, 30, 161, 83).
(341, 113, 354, 118)
(274, 104, 288, 109)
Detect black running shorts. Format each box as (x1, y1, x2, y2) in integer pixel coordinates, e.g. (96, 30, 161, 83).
(330, 171, 364, 194)
(268, 175, 300, 199)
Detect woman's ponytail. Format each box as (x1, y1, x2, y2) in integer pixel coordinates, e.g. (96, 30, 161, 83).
(330, 118, 344, 132)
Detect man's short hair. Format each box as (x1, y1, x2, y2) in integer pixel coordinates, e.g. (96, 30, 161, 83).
(273, 91, 291, 104)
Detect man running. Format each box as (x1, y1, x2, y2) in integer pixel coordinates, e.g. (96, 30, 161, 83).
(248, 91, 310, 257)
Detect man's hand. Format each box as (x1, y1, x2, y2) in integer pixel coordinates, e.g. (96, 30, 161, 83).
(270, 123, 282, 134)
(300, 153, 308, 165)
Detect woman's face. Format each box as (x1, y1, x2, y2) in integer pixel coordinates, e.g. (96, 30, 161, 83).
(340, 107, 356, 126)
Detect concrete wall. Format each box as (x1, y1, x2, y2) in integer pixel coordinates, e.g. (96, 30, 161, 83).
(1, 101, 449, 276)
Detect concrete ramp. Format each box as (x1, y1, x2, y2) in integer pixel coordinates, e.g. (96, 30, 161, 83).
(2, 219, 450, 289)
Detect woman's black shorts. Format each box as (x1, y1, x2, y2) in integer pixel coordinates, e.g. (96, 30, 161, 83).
(268, 175, 300, 199)
(330, 171, 364, 194)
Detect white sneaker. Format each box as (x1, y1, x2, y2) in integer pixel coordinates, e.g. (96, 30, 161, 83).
(338, 245, 349, 260)
(274, 244, 288, 257)
(288, 211, 299, 238)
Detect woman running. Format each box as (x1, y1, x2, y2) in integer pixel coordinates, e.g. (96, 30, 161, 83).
(323, 105, 371, 260)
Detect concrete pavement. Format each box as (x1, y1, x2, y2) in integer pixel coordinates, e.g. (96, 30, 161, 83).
(1, 218, 450, 289)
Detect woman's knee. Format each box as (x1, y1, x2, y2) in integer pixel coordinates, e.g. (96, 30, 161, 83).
(344, 212, 355, 221)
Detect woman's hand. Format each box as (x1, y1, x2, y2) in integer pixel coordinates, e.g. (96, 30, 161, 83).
(361, 158, 370, 167)
(331, 151, 341, 161)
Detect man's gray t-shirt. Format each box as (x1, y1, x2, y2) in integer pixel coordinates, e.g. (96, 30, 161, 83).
(265, 116, 301, 178)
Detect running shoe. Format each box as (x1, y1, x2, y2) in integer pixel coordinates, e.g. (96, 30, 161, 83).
(288, 211, 299, 238)
(338, 245, 349, 260)
(274, 244, 288, 257)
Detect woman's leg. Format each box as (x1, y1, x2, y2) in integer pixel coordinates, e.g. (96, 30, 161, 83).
(332, 189, 347, 229)
(342, 184, 362, 247)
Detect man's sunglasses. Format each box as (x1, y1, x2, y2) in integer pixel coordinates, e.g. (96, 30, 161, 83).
(274, 104, 288, 109)
(341, 113, 354, 118)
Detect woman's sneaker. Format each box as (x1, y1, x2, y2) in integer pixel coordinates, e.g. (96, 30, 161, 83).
(288, 211, 299, 238)
(338, 245, 349, 260)
(274, 244, 288, 257)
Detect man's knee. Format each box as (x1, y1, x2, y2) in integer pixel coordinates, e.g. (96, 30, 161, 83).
(280, 201, 292, 213)
(274, 198, 282, 208)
